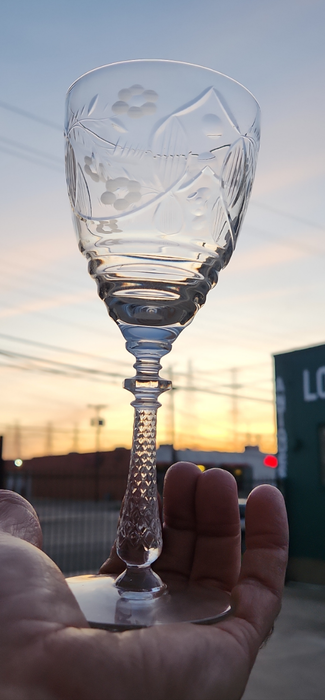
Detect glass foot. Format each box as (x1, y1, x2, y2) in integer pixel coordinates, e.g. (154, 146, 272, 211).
(66, 573, 232, 631)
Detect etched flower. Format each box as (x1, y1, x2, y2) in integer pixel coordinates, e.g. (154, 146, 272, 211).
(100, 177, 142, 212)
(111, 85, 158, 119)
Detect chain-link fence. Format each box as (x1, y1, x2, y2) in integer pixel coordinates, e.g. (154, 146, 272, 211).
(5, 467, 279, 575)
(31, 497, 120, 576)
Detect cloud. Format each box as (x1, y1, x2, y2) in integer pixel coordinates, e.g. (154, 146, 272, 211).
(219, 280, 306, 307)
(229, 239, 306, 274)
(0, 290, 95, 319)
(253, 156, 325, 197)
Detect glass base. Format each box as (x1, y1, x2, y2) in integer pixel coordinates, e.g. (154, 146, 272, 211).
(66, 573, 232, 631)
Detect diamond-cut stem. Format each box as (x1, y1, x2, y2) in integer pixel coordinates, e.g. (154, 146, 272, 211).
(115, 353, 171, 593)
(117, 407, 161, 567)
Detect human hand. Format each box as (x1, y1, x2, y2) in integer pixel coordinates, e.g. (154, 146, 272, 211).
(0, 463, 288, 700)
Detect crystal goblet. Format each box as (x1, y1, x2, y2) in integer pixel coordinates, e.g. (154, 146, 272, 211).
(64, 60, 260, 630)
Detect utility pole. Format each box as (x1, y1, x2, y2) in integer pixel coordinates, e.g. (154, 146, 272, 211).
(14, 421, 22, 458)
(72, 424, 79, 452)
(166, 366, 175, 448)
(186, 359, 197, 449)
(45, 422, 53, 455)
(228, 368, 242, 452)
(88, 405, 107, 452)
(0, 436, 4, 489)
(88, 405, 108, 501)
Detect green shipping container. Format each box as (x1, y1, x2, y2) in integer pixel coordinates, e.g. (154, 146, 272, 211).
(274, 343, 325, 584)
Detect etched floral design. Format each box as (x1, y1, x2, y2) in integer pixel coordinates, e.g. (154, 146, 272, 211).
(96, 218, 122, 234)
(66, 76, 260, 269)
(83, 155, 107, 182)
(112, 85, 158, 119)
(101, 177, 142, 211)
(187, 187, 212, 231)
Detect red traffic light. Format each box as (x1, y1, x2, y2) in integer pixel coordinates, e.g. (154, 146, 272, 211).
(263, 455, 278, 468)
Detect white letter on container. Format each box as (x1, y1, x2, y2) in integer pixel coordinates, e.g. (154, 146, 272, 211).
(303, 370, 317, 402)
(316, 366, 325, 399)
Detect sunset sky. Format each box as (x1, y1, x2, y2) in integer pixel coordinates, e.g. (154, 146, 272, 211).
(1, 0, 324, 460)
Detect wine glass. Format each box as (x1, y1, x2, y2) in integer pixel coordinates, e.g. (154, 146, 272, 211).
(64, 60, 260, 630)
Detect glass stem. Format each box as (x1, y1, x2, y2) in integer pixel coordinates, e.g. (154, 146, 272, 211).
(115, 354, 171, 593)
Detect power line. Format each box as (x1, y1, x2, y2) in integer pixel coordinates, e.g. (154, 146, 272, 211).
(246, 223, 325, 258)
(0, 333, 129, 367)
(2, 263, 297, 351)
(0, 146, 62, 172)
(0, 333, 273, 380)
(0, 100, 61, 131)
(0, 136, 62, 164)
(0, 254, 297, 351)
(174, 384, 272, 404)
(0, 348, 126, 380)
(250, 201, 324, 232)
(0, 347, 273, 403)
(0, 359, 121, 386)
(1, 100, 323, 233)
(197, 293, 325, 349)
(0, 254, 87, 290)
(191, 361, 271, 376)
(2, 424, 111, 435)
(3, 306, 116, 339)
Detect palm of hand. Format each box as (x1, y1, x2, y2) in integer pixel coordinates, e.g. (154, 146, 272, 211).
(0, 463, 288, 700)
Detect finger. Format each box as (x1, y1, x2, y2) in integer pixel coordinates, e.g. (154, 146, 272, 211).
(100, 491, 163, 574)
(0, 531, 88, 633)
(190, 468, 241, 591)
(0, 490, 42, 549)
(219, 485, 288, 661)
(99, 541, 125, 574)
(154, 462, 201, 582)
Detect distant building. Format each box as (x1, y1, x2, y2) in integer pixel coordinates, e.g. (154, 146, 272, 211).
(157, 444, 277, 494)
(5, 443, 276, 502)
(5, 448, 130, 501)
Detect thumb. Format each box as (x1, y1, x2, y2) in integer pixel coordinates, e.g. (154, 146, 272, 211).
(0, 490, 43, 549)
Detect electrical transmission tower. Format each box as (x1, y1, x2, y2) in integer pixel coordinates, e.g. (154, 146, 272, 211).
(14, 421, 22, 458)
(186, 359, 198, 449)
(229, 368, 242, 451)
(166, 365, 175, 447)
(72, 424, 79, 452)
(45, 422, 53, 455)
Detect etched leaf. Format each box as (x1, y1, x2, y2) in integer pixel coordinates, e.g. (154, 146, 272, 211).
(212, 197, 233, 251)
(65, 141, 77, 208)
(109, 117, 128, 134)
(152, 117, 188, 190)
(75, 164, 92, 218)
(87, 94, 99, 116)
(154, 194, 183, 234)
(243, 136, 258, 198)
(221, 138, 245, 209)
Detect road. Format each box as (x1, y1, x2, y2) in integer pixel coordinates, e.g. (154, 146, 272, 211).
(243, 583, 325, 700)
